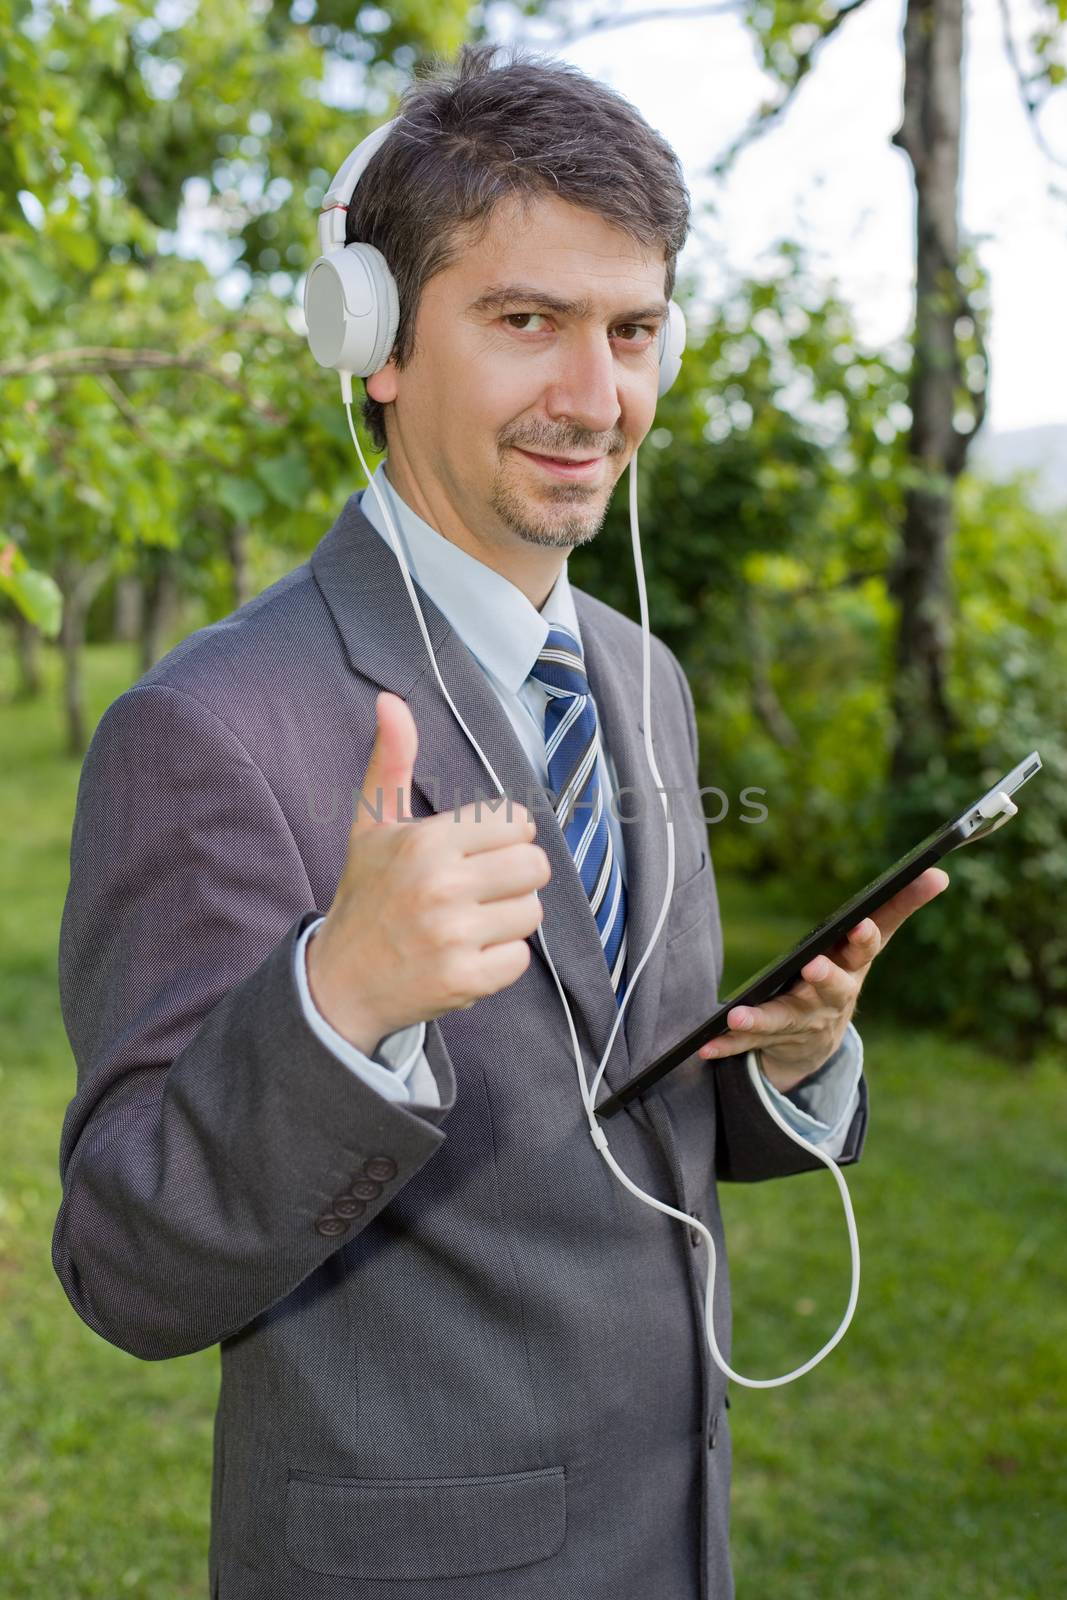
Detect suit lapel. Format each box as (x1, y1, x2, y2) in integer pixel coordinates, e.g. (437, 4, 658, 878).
(310, 493, 672, 1105)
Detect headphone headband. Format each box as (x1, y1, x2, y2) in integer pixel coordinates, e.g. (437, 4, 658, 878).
(317, 118, 399, 257)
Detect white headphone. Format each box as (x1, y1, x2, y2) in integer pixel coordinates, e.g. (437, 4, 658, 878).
(302, 117, 861, 1390)
(303, 117, 688, 399)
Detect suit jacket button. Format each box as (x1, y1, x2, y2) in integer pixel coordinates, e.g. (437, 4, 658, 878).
(364, 1155, 397, 1181)
(349, 1177, 382, 1201)
(334, 1194, 367, 1219)
(708, 1413, 719, 1450)
(315, 1214, 350, 1237)
(689, 1211, 702, 1247)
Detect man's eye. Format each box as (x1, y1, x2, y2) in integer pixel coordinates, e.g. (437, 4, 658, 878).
(503, 315, 657, 344)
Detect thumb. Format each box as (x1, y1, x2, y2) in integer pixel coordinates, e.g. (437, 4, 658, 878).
(353, 691, 419, 832)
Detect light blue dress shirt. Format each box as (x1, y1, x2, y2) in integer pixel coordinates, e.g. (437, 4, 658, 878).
(294, 459, 864, 1155)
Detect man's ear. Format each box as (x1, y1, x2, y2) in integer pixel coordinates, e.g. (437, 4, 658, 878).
(366, 354, 399, 405)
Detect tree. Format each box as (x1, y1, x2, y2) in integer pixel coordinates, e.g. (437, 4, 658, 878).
(887, 0, 981, 787)
(535, 0, 1063, 800)
(716, 0, 1063, 802)
(0, 0, 486, 750)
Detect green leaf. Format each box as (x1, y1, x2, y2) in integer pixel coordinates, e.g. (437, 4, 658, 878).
(5, 247, 65, 314)
(53, 226, 101, 273)
(217, 475, 267, 521)
(255, 450, 311, 510)
(0, 565, 63, 637)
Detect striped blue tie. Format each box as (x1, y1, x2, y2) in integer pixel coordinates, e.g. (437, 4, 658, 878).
(529, 625, 628, 1006)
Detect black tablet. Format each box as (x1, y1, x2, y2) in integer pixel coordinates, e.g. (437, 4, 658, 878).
(595, 750, 1043, 1120)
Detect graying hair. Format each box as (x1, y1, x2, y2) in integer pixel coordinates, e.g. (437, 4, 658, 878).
(345, 41, 691, 452)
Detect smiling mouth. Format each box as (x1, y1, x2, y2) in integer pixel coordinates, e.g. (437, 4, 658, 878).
(517, 449, 602, 463)
(513, 448, 607, 477)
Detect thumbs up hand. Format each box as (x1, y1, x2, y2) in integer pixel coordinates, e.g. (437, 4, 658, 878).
(306, 691, 552, 1055)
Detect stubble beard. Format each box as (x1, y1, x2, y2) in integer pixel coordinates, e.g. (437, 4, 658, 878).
(488, 458, 613, 550)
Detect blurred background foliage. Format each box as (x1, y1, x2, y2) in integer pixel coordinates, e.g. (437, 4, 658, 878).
(584, 240, 1067, 1061)
(2, 0, 1065, 1061)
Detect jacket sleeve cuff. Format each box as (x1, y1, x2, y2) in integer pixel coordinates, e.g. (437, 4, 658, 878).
(753, 1021, 864, 1161)
(293, 916, 435, 1106)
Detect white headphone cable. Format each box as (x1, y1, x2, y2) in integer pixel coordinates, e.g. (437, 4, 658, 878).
(341, 378, 861, 1386)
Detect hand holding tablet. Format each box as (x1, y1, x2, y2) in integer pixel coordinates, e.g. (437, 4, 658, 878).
(595, 750, 1043, 1119)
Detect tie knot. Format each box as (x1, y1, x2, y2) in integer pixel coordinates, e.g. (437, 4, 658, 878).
(529, 625, 590, 700)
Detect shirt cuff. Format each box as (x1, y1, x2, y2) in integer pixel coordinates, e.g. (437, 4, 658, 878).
(293, 915, 427, 1104)
(754, 1021, 864, 1161)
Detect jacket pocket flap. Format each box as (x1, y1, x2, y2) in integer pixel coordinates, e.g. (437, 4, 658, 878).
(665, 853, 713, 946)
(285, 1464, 567, 1581)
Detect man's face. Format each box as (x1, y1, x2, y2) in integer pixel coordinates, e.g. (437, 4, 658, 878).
(367, 192, 669, 556)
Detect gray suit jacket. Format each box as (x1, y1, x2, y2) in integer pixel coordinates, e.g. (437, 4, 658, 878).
(53, 492, 867, 1600)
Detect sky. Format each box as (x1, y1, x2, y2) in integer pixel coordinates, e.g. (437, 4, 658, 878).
(488, 0, 1067, 434)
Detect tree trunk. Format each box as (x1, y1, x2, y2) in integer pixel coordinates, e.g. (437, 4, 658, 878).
(57, 556, 112, 757)
(113, 573, 144, 642)
(888, 0, 971, 787)
(12, 609, 44, 700)
(227, 520, 252, 610)
(744, 588, 799, 748)
(140, 548, 180, 673)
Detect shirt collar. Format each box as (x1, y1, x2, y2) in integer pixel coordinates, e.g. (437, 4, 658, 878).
(357, 458, 583, 696)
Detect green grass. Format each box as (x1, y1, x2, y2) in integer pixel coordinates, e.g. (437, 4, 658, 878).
(2, 639, 1065, 1597)
(713, 873, 1067, 1597)
(0, 639, 218, 1599)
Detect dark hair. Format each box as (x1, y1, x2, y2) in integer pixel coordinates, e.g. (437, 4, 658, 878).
(345, 41, 691, 452)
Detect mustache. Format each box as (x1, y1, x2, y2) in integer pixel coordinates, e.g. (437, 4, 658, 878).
(502, 435, 625, 457)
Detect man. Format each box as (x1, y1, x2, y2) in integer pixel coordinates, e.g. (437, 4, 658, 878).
(53, 43, 947, 1600)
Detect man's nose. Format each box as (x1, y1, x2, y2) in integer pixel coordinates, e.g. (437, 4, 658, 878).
(542, 332, 623, 437)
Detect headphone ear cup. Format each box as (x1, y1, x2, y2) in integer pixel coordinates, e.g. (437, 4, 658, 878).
(304, 242, 400, 378)
(656, 300, 687, 398)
